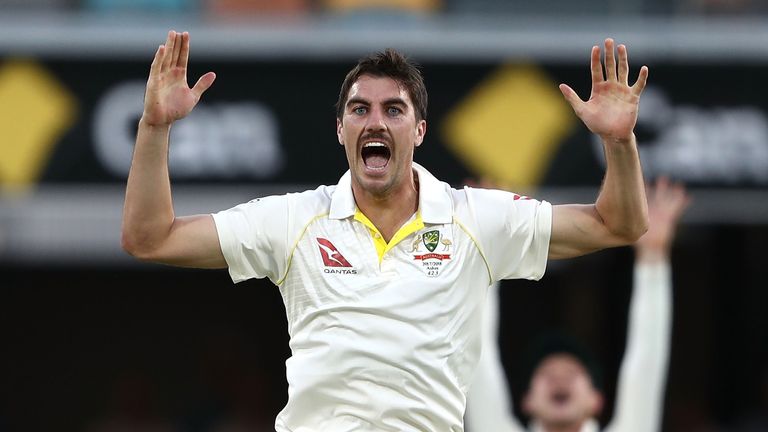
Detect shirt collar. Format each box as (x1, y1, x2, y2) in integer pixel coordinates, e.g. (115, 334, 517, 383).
(329, 162, 453, 224)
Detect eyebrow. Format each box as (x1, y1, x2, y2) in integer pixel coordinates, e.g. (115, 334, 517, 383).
(346, 97, 408, 108)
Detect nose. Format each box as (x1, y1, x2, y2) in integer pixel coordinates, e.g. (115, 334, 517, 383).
(365, 106, 387, 132)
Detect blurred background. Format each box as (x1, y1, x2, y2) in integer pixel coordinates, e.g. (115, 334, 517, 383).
(1, 1, 767, 431)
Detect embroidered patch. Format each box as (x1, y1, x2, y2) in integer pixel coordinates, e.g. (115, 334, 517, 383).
(412, 229, 452, 277)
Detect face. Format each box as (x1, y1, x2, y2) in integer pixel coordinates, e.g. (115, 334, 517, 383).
(522, 354, 603, 428)
(337, 74, 426, 198)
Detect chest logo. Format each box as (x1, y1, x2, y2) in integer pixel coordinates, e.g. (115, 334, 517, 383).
(316, 237, 355, 272)
(422, 230, 439, 252)
(412, 229, 451, 277)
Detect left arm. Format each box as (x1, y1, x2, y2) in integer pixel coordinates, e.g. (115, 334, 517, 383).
(605, 259, 671, 432)
(549, 39, 649, 259)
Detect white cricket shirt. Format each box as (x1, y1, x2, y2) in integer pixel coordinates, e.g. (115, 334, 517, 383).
(213, 163, 552, 432)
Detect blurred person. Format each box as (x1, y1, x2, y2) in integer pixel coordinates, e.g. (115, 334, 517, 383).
(122, 31, 649, 431)
(466, 177, 690, 432)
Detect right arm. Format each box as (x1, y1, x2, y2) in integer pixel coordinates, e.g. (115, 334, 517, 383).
(606, 178, 690, 432)
(121, 30, 221, 268)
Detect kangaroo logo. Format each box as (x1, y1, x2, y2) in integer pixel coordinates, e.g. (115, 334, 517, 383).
(316, 238, 353, 267)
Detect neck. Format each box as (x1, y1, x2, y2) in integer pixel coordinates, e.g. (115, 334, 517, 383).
(352, 170, 419, 242)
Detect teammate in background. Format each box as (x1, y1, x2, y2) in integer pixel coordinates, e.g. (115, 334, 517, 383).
(122, 30, 649, 431)
(466, 177, 690, 432)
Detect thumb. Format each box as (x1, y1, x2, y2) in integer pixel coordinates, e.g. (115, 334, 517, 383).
(192, 71, 216, 100)
(559, 84, 583, 112)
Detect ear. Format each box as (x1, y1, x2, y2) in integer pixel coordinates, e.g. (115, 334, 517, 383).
(521, 391, 534, 416)
(414, 119, 427, 147)
(337, 118, 344, 146)
(589, 390, 605, 417)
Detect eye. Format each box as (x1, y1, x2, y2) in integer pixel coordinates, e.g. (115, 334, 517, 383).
(387, 106, 402, 116)
(353, 106, 367, 115)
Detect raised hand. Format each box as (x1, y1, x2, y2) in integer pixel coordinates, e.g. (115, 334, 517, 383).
(635, 177, 691, 259)
(142, 30, 216, 127)
(559, 38, 648, 143)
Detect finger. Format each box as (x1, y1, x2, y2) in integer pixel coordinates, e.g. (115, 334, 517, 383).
(604, 38, 616, 81)
(162, 30, 176, 71)
(617, 44, 629, 85)
(655, 175, 670, 195)
(669, 180, 689, 203)
(149, 45, 164, 76)
(669, 184, 692, 218)
(178, 32, 190, 69)
(590, 45, 603, 86)
(559, 84, 583, 112)
(632, 66, 649, 95)
(191, 72, 216, 100)
(172, 31, 183, 69)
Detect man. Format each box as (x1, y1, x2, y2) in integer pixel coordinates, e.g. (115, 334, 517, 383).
(122, 30, 648, 431)
(466, 178, 690, 432)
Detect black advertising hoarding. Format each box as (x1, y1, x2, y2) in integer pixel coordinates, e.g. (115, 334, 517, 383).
(3, 57, 768, 189)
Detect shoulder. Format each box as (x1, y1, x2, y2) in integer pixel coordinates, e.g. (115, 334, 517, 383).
(452, 186, 540, 214)
(240, 185, 333, 214)
(216, 185, 334, 230)
(286, 185, 334, 214)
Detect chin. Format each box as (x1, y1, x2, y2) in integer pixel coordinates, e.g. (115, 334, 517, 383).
(354, 167, 395, 189)
(357, 176, 394, 196)
(540, 408, 583, 427)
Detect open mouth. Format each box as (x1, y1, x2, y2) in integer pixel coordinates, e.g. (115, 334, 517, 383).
(551, 390, 571, 406)
(361, 142, 391, 170)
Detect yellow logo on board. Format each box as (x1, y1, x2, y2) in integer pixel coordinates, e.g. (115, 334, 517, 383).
(0, 60, 77, 191)
(441, 64, 575, 189)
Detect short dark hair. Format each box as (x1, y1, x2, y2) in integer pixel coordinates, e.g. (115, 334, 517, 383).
(335, 48, 428, 122)
(521, 332, 604, 392)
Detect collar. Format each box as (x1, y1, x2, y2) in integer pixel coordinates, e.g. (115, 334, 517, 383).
(328, 162, 453, 224)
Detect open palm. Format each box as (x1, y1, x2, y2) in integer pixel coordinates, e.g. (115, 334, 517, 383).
(560, 39, 648, 142)
(143, 31, 216, 127)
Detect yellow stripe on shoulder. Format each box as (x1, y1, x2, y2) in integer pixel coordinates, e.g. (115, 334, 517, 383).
(276, 212, 329, 286)
(454, 217, 493, 285)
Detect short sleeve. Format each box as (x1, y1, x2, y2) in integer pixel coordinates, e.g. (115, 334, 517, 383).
(212, 195, 289, 284)
(468, 188, 552, 282)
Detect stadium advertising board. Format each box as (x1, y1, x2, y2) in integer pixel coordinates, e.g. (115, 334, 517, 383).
(2, 58, 767, 189)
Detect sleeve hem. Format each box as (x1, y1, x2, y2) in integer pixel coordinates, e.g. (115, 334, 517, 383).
(211, 211, 247, 283)
(531, 200, 553, 281)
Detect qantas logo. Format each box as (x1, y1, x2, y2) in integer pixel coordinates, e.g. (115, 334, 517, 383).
(316, 238, 357, 274)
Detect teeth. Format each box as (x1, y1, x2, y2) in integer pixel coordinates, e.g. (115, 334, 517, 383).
(364, 142, 386, 148)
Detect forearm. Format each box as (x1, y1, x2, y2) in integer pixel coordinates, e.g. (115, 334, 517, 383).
(607, 259, 672, 432)
(121, 118, 175, 257)
(595, 133, 648, 243)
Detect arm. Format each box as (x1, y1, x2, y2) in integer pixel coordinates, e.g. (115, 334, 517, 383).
(121, 31, 223, 268)
(606, 178, 690, 432)
(549, 39, 650, 259)
(466, 283, 526, 432)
